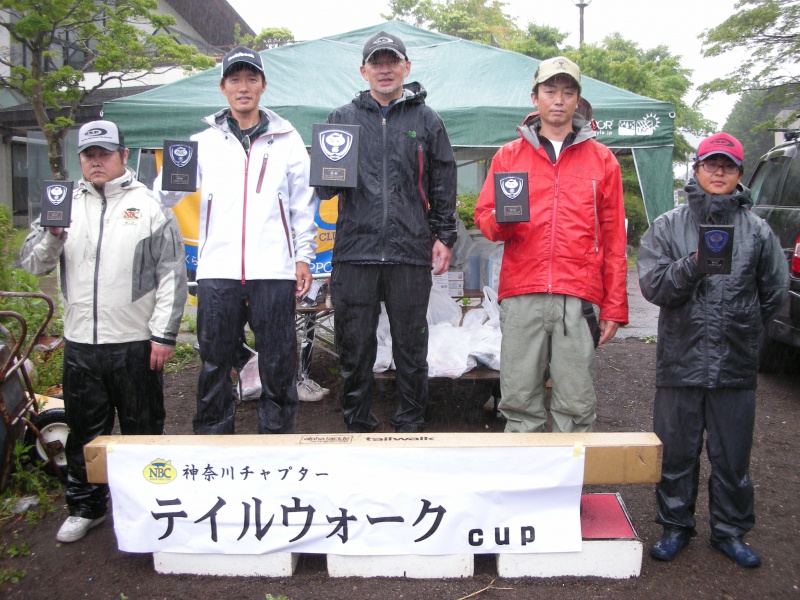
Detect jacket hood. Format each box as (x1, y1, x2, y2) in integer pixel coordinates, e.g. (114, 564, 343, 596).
(353, 81, 427, 110)
(685, 177, 751, 225)
(78, 166, 145, 199)
(203, 107, 296, 136)
(517, 109, 596, 150)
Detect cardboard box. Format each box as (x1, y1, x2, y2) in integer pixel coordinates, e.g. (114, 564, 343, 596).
(432, 272, 448, 292)
(85, 431, 662, 485)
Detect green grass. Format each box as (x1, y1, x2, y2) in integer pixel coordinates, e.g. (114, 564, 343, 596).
(180, 312, 197, 334)
(165, 342, 199, 373)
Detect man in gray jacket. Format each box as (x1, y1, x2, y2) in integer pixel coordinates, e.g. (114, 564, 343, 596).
(19, 120, 187, 543)
(638, 132, 788, 568)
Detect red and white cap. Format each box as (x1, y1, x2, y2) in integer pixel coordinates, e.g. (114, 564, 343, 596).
(696, 132, 743, 166)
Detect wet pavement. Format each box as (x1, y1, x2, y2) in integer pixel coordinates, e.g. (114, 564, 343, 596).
(617, 267, 659, 340)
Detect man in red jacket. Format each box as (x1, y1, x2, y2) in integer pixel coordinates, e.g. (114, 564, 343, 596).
(474, 56, 628, 433)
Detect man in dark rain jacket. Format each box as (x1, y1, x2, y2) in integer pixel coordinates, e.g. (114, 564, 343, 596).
(638, 132, 788, 568)
(316, 31, 457, 433)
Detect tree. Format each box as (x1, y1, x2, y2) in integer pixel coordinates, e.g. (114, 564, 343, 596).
(723, 89, 792, 175)
(505, 23, 568, 61)
(383, 0, 520, 45)
(0, 0, 216, 181)
(234, 24, 295, 50)
(699, 0, 800, 105)
(568, 34, 715, 161)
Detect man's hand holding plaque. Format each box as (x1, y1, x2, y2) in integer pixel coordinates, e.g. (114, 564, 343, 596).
(310, 124, 360, 188)
(161, 140, 199, 192)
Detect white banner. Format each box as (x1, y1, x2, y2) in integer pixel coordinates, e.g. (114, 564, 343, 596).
(107, 444, 584, 555)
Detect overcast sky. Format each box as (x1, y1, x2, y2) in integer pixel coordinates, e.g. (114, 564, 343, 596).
(228, 0, 746, 129)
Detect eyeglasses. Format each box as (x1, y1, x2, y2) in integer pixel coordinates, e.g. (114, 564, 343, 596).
(699, 161, 740, 175)
(242, 134, 251, 155)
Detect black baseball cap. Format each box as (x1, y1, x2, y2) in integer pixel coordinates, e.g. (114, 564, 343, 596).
(362, 31, 407, 63)
(221, 46, 265, 78)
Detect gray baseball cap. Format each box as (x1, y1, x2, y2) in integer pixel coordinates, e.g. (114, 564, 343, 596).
(77, 120, 125, 153)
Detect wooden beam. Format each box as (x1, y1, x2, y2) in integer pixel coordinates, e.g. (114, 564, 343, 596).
(85, 432, 661, 485)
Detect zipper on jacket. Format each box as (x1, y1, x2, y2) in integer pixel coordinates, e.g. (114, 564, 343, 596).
(278, 193, 292, 255)
(242, 152, 250, 284)
(381, 116, 389, 261)
(548, 167, 560, 293)
(199, 194, 213, 258)
(417, 143, 429, 214)
(592, 179, 599, 252)
(93, 195, 108, 345)
(256, 153, 269, 193)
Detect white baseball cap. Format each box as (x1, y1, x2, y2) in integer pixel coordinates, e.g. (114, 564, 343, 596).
(77, 120, 124, 153)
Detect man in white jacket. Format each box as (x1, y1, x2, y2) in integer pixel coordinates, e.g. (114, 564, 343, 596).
(155, 47, 318, 435)
(19, 119, 187, 543)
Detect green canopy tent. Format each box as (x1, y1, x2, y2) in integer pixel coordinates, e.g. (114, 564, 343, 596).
(103, 21, 675, 221)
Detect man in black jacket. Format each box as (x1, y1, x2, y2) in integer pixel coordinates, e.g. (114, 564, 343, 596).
(316, 31, 457, 433)
(638, 133, 788, 568)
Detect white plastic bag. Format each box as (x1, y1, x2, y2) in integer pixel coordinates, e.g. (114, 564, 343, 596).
(373, 303, 394, 372)
(483, 285, 500, 328)
(426, 286, 462, 326)
(236, 351, 261, 401)
(427, 323, 476, 378)
(468, 324, 502, 371)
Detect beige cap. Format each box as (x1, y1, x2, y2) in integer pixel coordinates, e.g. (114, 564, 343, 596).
(532, 56, 581, 92)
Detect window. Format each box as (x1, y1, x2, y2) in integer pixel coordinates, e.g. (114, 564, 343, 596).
(748, 155, 789, 207)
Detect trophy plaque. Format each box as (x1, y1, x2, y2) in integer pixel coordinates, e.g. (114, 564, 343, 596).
(310, 124, 359, 188)
(494, 172, 530, 223)
(697, 224, 734, 274)
(40, 181, 73, 228)
(161, 140, 198, 192)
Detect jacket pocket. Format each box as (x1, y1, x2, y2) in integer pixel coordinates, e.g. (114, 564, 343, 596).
(278, 193, 293, 256)
(256, 154, 269, 193)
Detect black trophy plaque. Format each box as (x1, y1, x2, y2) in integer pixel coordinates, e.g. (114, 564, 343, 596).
(697, 225, 734, 274)
(494, 172, 530, 223)
(310, 124, 359, 188)
(161, 140, 198, 192)
(40, 181, 73, 228)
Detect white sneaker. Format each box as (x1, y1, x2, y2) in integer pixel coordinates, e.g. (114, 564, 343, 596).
(297, 379, 329, 402)
(56, 515, 106, 543)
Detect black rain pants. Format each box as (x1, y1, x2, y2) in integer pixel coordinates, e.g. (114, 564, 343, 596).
(653, 386, 756, 542)
(195, 279, 298, 434)
(63, 340, 165, 519)
(331, 263, 431, 433)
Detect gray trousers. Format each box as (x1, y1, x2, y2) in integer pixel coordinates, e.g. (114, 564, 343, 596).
(653, 386, 756, 541)
(498, 293, 597, 433)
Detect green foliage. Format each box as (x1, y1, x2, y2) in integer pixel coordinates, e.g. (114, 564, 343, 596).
(264, 594, 290, 600)
(618, 156, 649, 247)
(0, 209, 59, 344)
(383, 0, 521, 45)
(181, 312, 197, 334)
(164, 342, 198, 373)
(0, 0, 216, 179)
(0, 441, 60, 528)
(568, 35, 715, 159)
(700, 0, 800, 101)
(234, 24, 295, 49)
(723, 89, 795, 175)
(505, 23, 569, 60)
(31, 345, 63, 393)
(0, 567, 26, 586)
(4, 542, 30, 558)
(456, 193, 478, 229)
